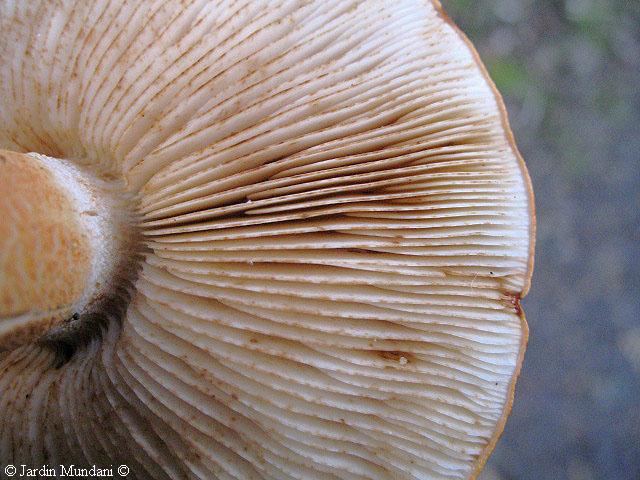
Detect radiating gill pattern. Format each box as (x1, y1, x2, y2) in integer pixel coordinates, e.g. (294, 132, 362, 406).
(0, 1, 533, 479)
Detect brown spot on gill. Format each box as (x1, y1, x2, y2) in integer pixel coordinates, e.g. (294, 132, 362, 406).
(345, 248, 385, 255)
(500, 291, 522, 314)
(376, 351, 414, 365)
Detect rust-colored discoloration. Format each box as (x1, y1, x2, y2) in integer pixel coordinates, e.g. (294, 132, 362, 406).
(376, 350, 414, 365)
(500, 291, 522, 315)
(0, 150, 92, 350)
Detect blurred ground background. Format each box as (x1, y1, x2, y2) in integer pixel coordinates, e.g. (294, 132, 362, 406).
(444, 0, 640, 479)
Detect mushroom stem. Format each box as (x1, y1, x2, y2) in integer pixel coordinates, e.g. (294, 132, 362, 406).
(0, 150, 137, 352)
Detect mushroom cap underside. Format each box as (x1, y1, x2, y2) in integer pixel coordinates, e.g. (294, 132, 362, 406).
(0, 1, 534, 479)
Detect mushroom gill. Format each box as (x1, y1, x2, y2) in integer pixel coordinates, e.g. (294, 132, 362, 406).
(0, 1, 535, 479)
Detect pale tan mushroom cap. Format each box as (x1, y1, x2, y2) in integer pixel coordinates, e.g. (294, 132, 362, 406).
(0, 1, 534, 479)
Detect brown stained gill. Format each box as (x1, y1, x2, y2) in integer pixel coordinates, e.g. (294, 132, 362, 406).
(500, 291, 523, 315)
(39, 286, 134, 367)
(376, 350, 415, 365)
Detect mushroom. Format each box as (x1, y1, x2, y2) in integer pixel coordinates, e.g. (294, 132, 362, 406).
(0, 1, 534, 479)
